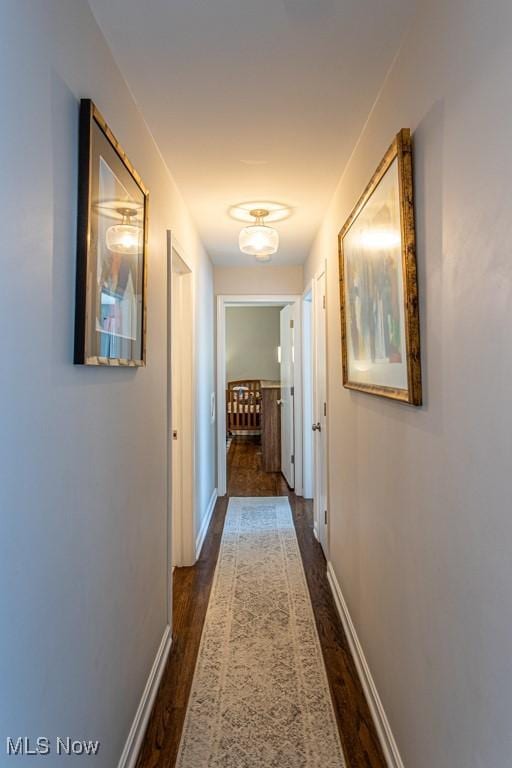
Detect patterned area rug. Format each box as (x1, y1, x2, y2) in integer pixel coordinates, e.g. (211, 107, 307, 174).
(176, 497, 346, 768)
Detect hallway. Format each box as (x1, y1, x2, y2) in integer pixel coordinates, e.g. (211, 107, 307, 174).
(4, 3, 512, 767)
(136, 439, 385, 768)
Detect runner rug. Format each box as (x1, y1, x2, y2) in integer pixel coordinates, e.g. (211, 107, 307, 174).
(176, 496, 346, 768)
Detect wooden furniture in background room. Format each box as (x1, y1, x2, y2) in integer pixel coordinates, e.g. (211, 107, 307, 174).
(226, 380, 262, 434)
(261, 383, 281, 472)
(226, 379, 281, 472)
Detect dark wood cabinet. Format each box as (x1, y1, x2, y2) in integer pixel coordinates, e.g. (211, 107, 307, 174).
(261, 387, 281, 472)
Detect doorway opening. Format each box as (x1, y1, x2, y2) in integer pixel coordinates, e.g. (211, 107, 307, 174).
(216, 295, 303, 498)
(168, 232, 196, 597)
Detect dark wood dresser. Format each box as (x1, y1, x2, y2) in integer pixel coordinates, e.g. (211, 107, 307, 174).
(261, 385, 281, 472)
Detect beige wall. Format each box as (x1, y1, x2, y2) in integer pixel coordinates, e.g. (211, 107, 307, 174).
(214, 265, 303, 295)
(305, 1, 512, 766)
(226, 307, 281, 382)
(0, 2, 215, 766)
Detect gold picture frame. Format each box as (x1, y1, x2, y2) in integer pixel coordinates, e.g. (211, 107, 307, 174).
(338, 128, 422, 405)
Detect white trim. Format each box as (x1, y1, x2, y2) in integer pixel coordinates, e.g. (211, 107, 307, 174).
(166, 232, 173, 623)
(326, 562, 405, 768)
(312, 266, 329, 557)
(196, 487, 218, 559)
(216, 294, 303, 497)
(168, 232, 196, 567)
(216, 297, 227, 496)
(217, 294, 299, 305)
(292, 299, 303, 497)
(301, 283, 314, 499)
(117, 626, 173, 768)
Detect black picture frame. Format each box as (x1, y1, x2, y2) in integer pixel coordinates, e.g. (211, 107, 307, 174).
(74, 99, 148, 366)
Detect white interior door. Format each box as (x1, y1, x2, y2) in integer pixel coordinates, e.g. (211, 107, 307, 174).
(171, 268, 182, 568)
(169, 238, 196, 569)
(280, 305, 295, 488)
(302, 292, 314, 499)
(313, 271, 328, 553)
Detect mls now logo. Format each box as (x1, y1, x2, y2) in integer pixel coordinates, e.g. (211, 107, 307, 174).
(6, 737, 100, 756)
(6, 738, 51, 756)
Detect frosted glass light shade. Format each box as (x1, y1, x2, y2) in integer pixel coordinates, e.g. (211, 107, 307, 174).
(239, 224, 279, 257)
(106, 223, 142, 255)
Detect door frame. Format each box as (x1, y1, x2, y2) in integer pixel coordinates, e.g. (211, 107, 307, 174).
(216, 294, 303, 497)
(301, 282, 314, 499)
(167, 231, 196, 611)
(279, 303, 296, 489)
(311, 265, 329, 554)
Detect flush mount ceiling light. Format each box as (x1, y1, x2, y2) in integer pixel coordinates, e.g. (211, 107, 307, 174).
(238, 209, 279, 261)
(229, 200, 291, 224)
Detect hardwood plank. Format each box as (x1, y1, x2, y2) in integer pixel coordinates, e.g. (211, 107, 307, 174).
(135, 498, 228, 768)
(290, 494, 386, 768)
(136, 438, 386, 768)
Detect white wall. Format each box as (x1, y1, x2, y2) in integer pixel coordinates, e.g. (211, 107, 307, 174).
(214, 265, 303, 295)
(193, 245, 216, 547)
(226, 307, 281, 382)
(0, 2, 215, 766)
(305, 2, 512, 766)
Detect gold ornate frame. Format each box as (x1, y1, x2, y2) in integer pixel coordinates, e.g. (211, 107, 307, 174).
(338, 128, 422, 405)
(74, 99, 149, 366)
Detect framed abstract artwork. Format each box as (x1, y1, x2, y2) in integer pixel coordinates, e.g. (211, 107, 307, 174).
(338, 128, 422, 405)
(74, 99, 148, 366)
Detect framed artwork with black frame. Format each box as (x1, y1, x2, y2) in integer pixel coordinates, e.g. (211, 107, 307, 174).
(74, 99, 148, 366)
(338, 128, 422, 405)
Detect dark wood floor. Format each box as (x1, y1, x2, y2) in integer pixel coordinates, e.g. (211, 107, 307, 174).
(136, 437, 386, 768)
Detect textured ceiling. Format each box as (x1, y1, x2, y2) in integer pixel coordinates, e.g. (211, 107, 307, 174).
(89, 0, 414, 265)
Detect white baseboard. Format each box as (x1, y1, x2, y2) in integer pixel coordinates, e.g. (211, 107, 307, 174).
(117, 625, 172, 768)
(326, 562, 404, 768)
(196, 487, 218, 560)
(313, 524, 319, 541)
